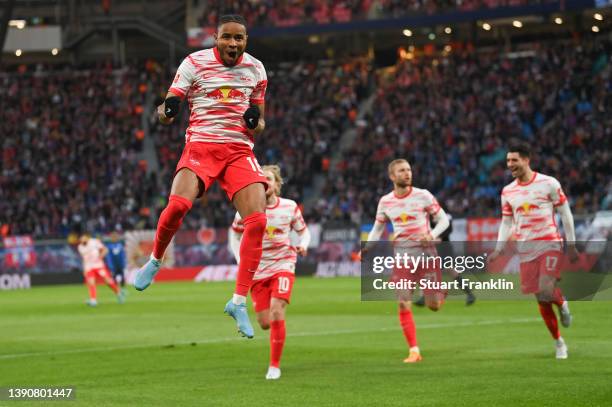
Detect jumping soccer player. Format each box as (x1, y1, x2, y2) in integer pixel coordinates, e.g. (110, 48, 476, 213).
(134, 14, 268, 339)
(489, 143, 577, 359)
(364, 159, 450, 363)
(229, 165, 310, 380)
(78, 234, 125, 306)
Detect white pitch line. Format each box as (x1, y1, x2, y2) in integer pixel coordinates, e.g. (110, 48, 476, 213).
(0, 318, 538, 360)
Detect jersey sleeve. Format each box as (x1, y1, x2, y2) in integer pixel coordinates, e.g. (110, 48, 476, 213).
(250, 62, 267, 104)
(93, 239, 103, 250)
(424, 191, 441, 216)
(231, 213, 244, 233)
(501, 190, 513, 216)
(168, 56, 197, 99)
(549, 178, 568, 207)
(375, 198, 388, 223)
(290, 204, 307, 233)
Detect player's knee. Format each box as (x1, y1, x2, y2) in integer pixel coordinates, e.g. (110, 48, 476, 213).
(427, 302, 441, 312)
(166, 195, 193, 223)
(537, 289, 553, 302)
(270, 308, 285, 321)
(398, 300, 412, 311)
(257, 315, 270, 330)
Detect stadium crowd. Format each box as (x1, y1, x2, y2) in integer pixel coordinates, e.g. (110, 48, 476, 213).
(0, 65, 156, 238)
(1, 37, 609, 239)
(198, 0, 557, 28)
(319, 39, 611, 223)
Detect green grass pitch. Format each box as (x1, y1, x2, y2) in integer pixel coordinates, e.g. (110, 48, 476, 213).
(1, 278, 611, 406)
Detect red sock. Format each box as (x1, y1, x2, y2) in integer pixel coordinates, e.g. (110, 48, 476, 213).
(270, 320, 286, 368)
(152, 195, 192, 260)
(399, 309, 418, 348)
(551, 287, 564, 308)
(538, 302, 560, 339)
(235, 212, 267, 296)
(87, 282, 97, 300)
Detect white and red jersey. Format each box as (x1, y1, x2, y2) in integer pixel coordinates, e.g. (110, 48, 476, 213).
(501, 172, 567, 261)
(169, 47, 267, 148)
(232, 198, 307, 281)
(375, 187, 441, 249)
(78, 238, 106, 271)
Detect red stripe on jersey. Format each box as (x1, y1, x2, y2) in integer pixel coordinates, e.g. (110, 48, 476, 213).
(263, 244, 293, 251)
(428, 204, 441, 215)
(186, 129, 243, 139)
(187, 55, 203, 69)
(214, 125, 248, 133)
(169, 87, 186, 98)
(553, 194, 567, 207)
(262, 255, 296, 261)
(206, 106, 246, 116)
(189, 119, 214, 127)
(531, 233, 562, 241)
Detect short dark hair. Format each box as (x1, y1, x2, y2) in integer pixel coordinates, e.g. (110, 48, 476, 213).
(507, 142, 531, 159)
(218, 14, 247, 29)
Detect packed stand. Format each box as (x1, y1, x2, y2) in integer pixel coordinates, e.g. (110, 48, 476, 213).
(0, 64, 157, 238)
(197, 0, 557, 28)
(319, 38, 611, 223)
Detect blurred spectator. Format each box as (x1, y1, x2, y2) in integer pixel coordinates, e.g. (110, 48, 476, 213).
(319, 38, 611, 223)
(198, 0, 557, 28)
(0, 64, 157, 237)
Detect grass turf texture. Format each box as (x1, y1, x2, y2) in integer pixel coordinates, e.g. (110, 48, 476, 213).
(1, 278, 611, 407)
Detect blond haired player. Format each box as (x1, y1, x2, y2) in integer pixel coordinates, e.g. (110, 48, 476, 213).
(229, 165, 310, 380)
(489, 143, 578, 359)
(364, 159, 450, 363)
(77, 234, 125, 306)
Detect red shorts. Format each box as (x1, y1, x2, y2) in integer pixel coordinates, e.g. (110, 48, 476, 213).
(85, 267, 112, 280)
(519, 251, 562, 294)
(250, 272, 295, 312)
(176, 142, 267, 200)
(392, 264, 443, 295)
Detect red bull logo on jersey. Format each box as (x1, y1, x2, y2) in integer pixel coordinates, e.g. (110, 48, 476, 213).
(206, 86, 247, 102)
(516, 202, 540, 215)
(266, 226, 284, 239)
(393, 213, 417, 224)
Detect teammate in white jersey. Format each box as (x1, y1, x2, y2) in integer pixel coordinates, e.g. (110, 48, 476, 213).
(77, 234, 125, 306)
(489, 143, 578, 359)
(365, 159, 450, 363)
(229, 165, 310, 380)
(135, 15, 269, 339)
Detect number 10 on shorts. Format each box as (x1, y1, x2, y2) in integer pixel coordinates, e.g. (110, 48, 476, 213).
(247, 157, 264, 176)
(278, 276, 290, 294)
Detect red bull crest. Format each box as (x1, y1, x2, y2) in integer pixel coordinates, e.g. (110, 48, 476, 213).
(206, 86, 247, 102)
